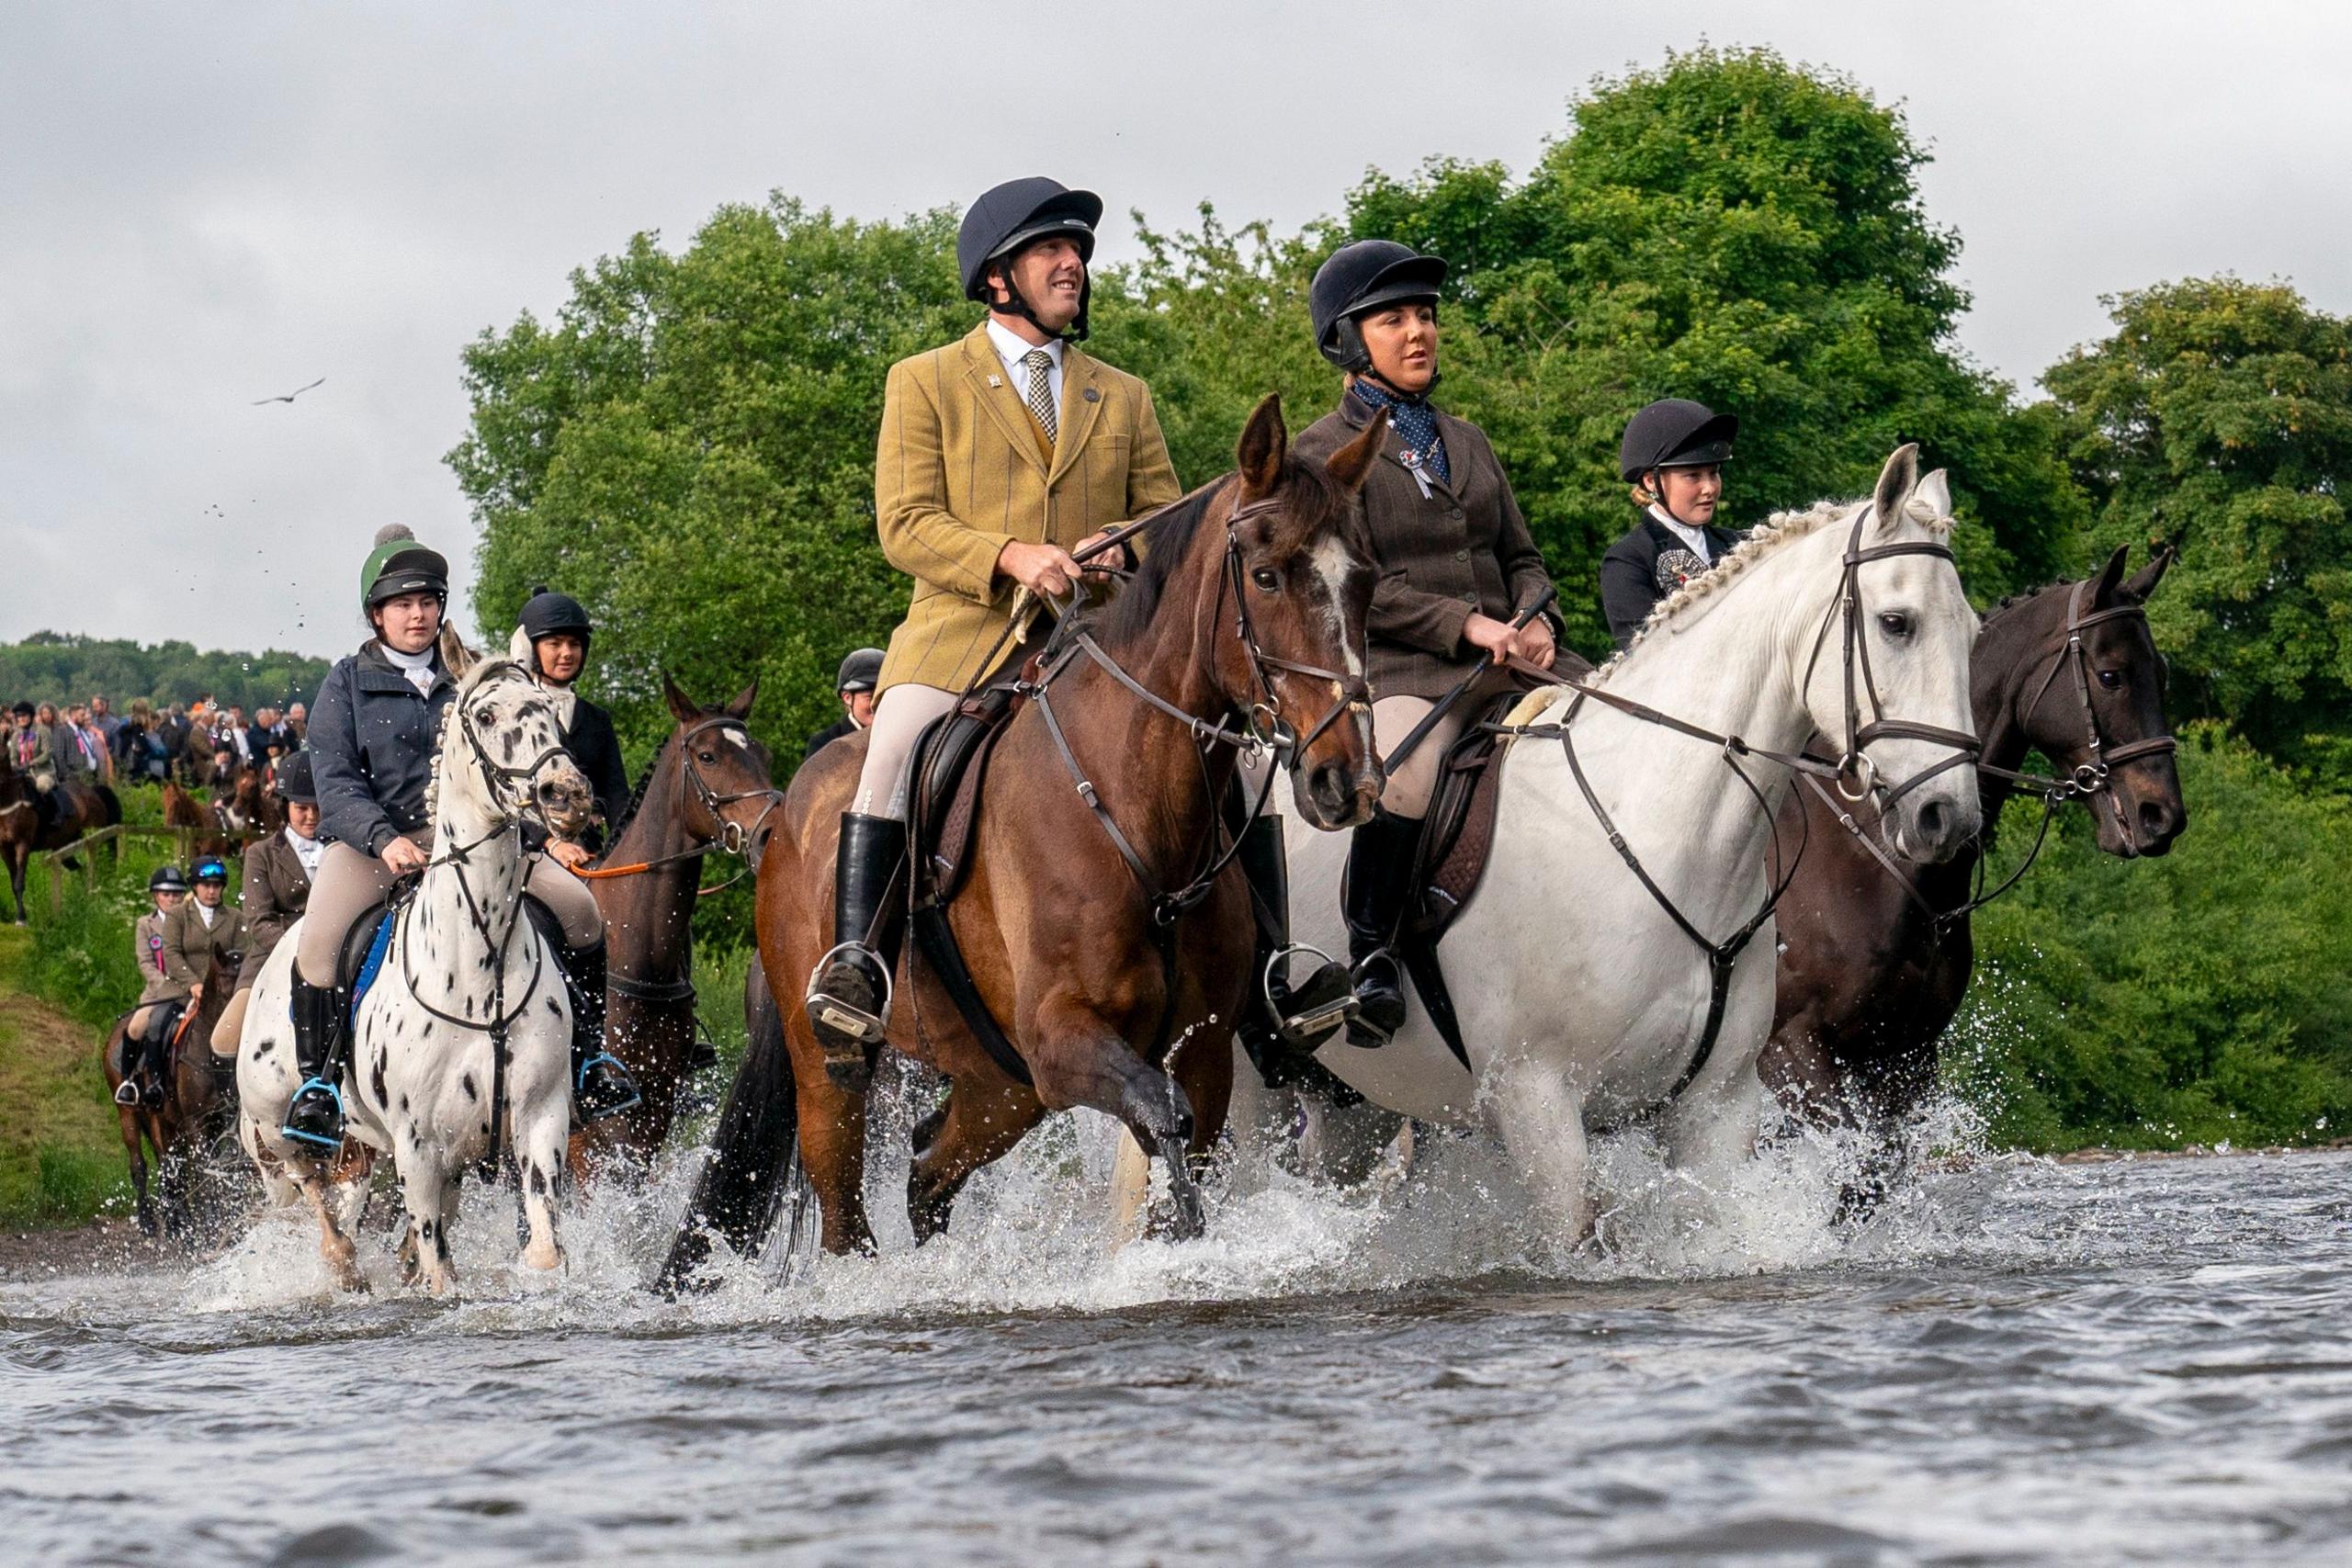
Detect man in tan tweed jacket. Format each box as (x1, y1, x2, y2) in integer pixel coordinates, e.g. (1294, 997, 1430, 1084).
(806, 175, 1182, 1052)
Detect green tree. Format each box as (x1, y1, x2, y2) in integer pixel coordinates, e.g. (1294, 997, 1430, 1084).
(1340, 46, 2080, 652)
(0, 633, 328, 714)
(450, 198, 975, 761)
(2042, 277, 2352, 784)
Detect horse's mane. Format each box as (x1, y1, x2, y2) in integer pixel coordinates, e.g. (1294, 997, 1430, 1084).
(1081, 459, 1344, 649)
(1981, 579, 2074, 626)
(605, 729, 674, 844)
(1604, 490, 1958, 676)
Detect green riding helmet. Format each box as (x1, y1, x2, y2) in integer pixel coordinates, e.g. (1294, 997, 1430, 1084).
(360, 524, 450, 609)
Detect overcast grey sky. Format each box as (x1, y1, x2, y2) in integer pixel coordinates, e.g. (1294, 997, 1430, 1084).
(4, 2, 2344, 660)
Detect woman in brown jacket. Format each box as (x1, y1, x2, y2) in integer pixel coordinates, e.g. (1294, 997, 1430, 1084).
(1293, 241, 1561, 1046)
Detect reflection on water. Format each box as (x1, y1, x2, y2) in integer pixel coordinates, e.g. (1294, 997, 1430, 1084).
(5, 1100, 2350, 1565)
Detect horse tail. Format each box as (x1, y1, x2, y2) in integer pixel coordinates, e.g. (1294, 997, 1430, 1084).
(96, 784, 122, 828)
(655, 953, 800, 1297)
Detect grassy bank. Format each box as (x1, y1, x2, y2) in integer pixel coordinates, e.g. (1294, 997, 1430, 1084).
(0, 924, 130, 1228)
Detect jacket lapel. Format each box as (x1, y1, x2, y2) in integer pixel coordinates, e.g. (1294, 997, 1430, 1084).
(960, 324, 1051, 479)
(1047, 349, 1103, 485)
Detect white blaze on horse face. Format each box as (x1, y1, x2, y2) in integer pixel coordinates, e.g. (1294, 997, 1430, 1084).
(720, 726, 750, 750)
(1310, 536, 1363, 680)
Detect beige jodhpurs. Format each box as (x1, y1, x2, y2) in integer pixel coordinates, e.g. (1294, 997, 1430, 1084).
(295, 839, 604, 987)
(1371, 694, 1470, 820)
(851, 684, 959, 820)
(209, 987, 249, 1055)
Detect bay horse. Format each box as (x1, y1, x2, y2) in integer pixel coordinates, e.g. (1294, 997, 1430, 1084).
(162, 779, 235, 861)
(239, 639, 595, 1293)
(661, 395, 1385, 1283)
(1765, 546, 2185, 1184)
(101, 947, 242, 1239)
(1240, 447, 1982, 1239)
(569, 675, 776, 1168)
(0, 758, 122, 921)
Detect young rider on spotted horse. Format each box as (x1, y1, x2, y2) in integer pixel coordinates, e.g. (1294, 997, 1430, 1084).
(1298, 240, 1563, 1047)
(1598, 399, 1743, 649)
(278, 527, 639, 1149)
(804, 175, 1216, 1058)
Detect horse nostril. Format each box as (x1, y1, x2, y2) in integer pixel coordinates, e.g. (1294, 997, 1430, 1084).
(1917, 798, 1948, 844)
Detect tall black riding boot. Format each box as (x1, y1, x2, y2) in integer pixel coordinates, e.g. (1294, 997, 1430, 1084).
(139, 1008, 175, 1110)
(281, 975, 351, 1149)
(1238, 815, 1356, 1051)
(804, 812, 909, 1086)
(1341, 809, 1424, 1047)
(114, 1029, 142, 1106)
(562, 938, 640, 1122)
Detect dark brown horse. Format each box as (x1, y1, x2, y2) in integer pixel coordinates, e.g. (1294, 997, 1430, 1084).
(161, 778, 236, 861)
(102, 947, 242, 1239)
(1766, 547, 2187, 1183)
(0, 752, 121, 922)
(569, 676, 777, 1169)
(662, 397, 1386, 1282)
(218, 763, 286, 841)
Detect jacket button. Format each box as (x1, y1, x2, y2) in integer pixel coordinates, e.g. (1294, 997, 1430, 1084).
(1450, 509, 1464, 521)
(1454, 548, 1470, 562)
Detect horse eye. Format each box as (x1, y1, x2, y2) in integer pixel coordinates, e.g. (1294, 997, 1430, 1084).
(1877, 612, 1912, 638)
(696, 750, 716, 764)
(1251, 568, 1281, 593)
(474, 705, 495, 724)
(2098, 670, 2121, 690)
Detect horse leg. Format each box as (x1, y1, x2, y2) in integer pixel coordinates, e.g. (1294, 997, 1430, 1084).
(797, 1062, 878, 1256)
(1026, 1017, 1206, 1242)
(296, 1169, 366, 1292)
(400, 1147, 458, 1296)
(1488, 1054, 1592, 1243)
(119, 1111, 155, 1238)
(1664, 1062, 1768, 1197)
(905, 1078, 1045, 1245)
(514, 1103, 568, 1274)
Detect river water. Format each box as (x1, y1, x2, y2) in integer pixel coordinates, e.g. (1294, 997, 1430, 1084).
(4, 1108, 2349, 1567)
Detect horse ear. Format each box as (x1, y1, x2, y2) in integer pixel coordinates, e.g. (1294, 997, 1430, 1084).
(1912, 468, 1953, 525)
(725, 680, 758, 720)
(1871, 444, 1920, 533)
(1236, 393, 1287, 496)
(2124, 544, 2176, 603)
(438, 626, 477, 680)
(662, 675, 699, 724)
(2092, 545, 2132, 606)
(1325, 408, 1387, 495)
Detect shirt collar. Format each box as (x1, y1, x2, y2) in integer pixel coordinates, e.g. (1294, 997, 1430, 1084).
(1647, 504, 1714, 558)
(986, 317, 1062, 373)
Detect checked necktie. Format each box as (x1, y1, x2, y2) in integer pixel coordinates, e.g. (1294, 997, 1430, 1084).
(1022, 348, 1057, 444)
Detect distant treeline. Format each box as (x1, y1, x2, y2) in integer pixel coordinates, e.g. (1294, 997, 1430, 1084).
(0, 631, 330, 714)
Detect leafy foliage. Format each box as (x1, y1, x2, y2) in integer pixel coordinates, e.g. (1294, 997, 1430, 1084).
(1951, 726, 2352, 1149)
(0, 631, 328, 714)
(2044, 277, 2352, 784)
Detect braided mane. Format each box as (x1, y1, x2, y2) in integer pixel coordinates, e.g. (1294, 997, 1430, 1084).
(1602, 490, 1959, 679)
(605, 730, 674, 845)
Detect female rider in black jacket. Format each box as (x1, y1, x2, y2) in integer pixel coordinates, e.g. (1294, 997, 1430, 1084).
(279, 526, 639, 1148)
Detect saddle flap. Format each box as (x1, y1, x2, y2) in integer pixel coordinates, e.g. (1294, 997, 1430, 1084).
(1407, 690, 1533, 942)
(911, 675, 1027, 909)
(332, 897, 401, 1024)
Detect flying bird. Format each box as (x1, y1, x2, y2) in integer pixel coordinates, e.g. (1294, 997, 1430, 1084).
(252, 378, 325, 406)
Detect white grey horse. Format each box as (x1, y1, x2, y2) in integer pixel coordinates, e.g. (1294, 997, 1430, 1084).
(1225, 445, 1984, 1237)
(239, 641, 594, 1292)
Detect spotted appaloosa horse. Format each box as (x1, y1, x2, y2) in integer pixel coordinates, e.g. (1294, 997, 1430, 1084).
(239, 635, 595, 1293)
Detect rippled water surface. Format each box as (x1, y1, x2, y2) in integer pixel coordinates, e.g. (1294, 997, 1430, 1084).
(5, 1120, 2350, 1566)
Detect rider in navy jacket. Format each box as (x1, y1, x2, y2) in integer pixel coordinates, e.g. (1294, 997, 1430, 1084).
(309, 641, 454, 856)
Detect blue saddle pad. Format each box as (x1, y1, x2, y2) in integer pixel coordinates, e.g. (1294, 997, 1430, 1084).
(349, 909, 397, 1027)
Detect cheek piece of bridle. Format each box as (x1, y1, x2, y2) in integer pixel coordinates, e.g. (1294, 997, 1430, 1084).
(1027, 490, 1373, 930)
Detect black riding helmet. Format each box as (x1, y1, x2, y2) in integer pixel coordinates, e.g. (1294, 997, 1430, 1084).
(272, 751, 316, 805)
(835, 648, 884, 694)
(1619, 399, 1740, 483)
(149, 864, 190, 895)
(520, 587, 594, 646)
(1309, 240, 1449, 377)
(957, 176, 1102, 342)
(360, 524, 450, 610)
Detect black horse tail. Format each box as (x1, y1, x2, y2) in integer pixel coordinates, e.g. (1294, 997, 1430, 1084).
(655, 953, 802, 1296)
(96, 784, 122, 828)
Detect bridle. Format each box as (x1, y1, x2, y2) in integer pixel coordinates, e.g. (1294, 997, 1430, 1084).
(1812, 579, 2178, 927)
(567, 713, 784, 894)
(1800, 502, 1984, 807)
(1026, 484, 1373, 929)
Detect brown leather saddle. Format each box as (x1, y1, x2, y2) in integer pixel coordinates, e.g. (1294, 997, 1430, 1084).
(902, 660, 1040, 1086)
